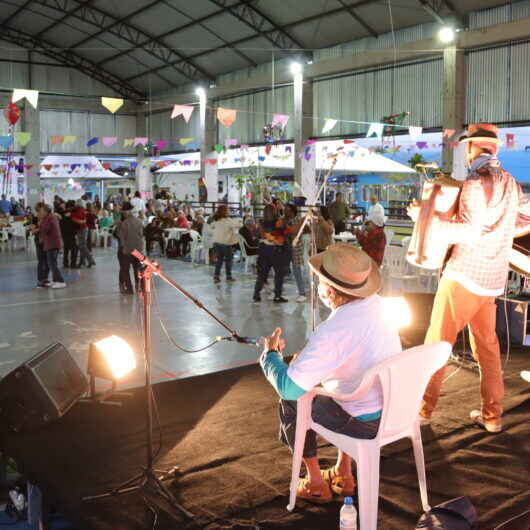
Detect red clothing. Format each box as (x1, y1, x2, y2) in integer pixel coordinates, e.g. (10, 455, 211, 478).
(176, 215, 190, 229)
(39, 213, 62, 251)
(71, 207, 87, 230)
(86, 212, 97, 230)
(357, 227, 386, 266)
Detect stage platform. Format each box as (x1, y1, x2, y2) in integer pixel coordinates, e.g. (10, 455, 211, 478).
(2, 345, 529, 529)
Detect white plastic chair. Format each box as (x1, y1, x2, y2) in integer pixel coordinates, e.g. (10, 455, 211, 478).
(287, 342, 452, 529)
(189, 230, 203, 265)
(237, 234, 258, 274)
(0, 227, 9, 250)
(385, 245, 420, 293)
(201, 223, 213, 266)
(99, 227, 112, 248)
(383, 228, 394, 246)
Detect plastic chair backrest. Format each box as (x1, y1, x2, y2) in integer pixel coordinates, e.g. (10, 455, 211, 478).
(372, 343, 451, 437)
(189, 230, 201, 242)
(386, 246, 408, 272)
(401, 236, 412, 249)
(384, 228, 394, 245)
(237, 234, 249, 259)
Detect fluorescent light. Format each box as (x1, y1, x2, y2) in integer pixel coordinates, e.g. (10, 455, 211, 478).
(290, 62, 302, 75)
(195, 87, 206, 98)
(438, 26, 455, 43)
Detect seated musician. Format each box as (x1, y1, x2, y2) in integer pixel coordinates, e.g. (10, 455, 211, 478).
(354, 210, 387, 267)
(259, 244, 401, 503)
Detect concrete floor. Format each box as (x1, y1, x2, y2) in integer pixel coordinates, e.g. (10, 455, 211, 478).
(0, 245, 321, 388)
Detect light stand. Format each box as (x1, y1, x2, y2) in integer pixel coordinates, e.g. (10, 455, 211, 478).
(83, 251, 241, 522)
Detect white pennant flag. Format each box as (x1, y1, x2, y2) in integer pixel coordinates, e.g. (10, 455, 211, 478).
(366, 123, 384, 140)
(322, 119, 338, 134)
(408, 126, 423, 141)
(12, 89, 39, 109)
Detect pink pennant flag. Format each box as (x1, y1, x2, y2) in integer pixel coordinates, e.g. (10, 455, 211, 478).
(134, 137, 148, 147)
(443, 129, 456, 138)
(155, 140, 169, 150)
(217, 107, 237, 128)
(102, 137, 117, 147)
(272, 113, 289, 127)
(225, 138, 238, 148)
(506, 133, 516, 149)
(171, 104, 194, 122)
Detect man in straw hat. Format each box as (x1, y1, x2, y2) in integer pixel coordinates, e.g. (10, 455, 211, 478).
(260, 244, 401, 502)
(408, 123, 530, 433)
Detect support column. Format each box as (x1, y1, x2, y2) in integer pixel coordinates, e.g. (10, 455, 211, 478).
(135, 109, 152, 199)
(293, 66, 316, 204)
(198, 88, 218, 203)
(23, 103, 41, 209)
(442, 43, 466, 173)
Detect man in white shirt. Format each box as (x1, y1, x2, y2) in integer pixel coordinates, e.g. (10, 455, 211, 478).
(367, 195, 386, 226)
(260, 244, 401, 503)
(130, 191, 146, 216)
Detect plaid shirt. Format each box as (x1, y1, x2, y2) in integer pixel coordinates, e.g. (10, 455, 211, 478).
(357, 227, 386, 267)
(437, 161, 530, 295)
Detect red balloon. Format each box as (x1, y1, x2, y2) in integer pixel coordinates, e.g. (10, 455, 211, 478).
(4, 102, 21, 126)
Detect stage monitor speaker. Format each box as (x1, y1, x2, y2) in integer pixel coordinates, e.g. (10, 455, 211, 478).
(0, 342, 88, 432)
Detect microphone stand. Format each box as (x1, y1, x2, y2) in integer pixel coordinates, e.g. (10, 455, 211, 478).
(83, 251, 240, 522)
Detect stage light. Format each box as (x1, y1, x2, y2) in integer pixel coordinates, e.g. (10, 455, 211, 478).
(290, 62, 302, 75)
(383, 297, 412, 329)
(438, 26, 455, 43)
(88, 335, 136, 381)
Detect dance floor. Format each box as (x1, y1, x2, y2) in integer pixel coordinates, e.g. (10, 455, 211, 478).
(2, 344, 529, 529)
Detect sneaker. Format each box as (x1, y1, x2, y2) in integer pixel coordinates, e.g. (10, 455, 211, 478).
(273, 297, 288, 303)
(37, 281, 50, 288)
(213, 277, 221, 284)
(521, 370, 530, 382)
(51, 282, 67, 289)
(253, 295, 261, 302)
(227, 277, 236, 282)
(470, 410, 502, 433)
(268, 293, 275, 301)
(296, 295, 307, 303)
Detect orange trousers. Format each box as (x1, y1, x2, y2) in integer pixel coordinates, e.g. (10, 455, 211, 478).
(420, 279, 504, 423)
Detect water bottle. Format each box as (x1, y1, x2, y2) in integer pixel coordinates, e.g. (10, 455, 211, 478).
(340, 496, 357, 530)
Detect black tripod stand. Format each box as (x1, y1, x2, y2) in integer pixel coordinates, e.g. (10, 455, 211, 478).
(84, 250, 241, 521)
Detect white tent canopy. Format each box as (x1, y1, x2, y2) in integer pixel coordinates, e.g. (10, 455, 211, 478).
(156, 140, 415, 175)
(39, 156, 122, 180)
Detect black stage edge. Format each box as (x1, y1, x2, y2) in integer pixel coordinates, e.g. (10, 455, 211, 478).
(1, 296, 529, 529)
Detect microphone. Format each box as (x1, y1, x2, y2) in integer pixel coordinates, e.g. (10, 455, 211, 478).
(217, 335, 264, 346)
(415, 162, 439, 169)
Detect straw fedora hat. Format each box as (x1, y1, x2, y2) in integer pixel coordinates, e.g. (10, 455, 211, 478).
(308, 243, 381, 298)
(459, 123, 502, 145)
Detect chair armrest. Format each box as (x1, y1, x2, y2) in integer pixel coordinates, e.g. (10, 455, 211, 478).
(313, 377, 375, 403)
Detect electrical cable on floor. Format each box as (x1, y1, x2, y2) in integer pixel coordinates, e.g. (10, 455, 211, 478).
(151, 280, 222, 353)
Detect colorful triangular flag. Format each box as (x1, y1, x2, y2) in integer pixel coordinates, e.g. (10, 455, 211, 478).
(171, 104, 194, 122)
(14, 132, 31, 146)
(12, 89, 39, 109)
(322, 119, 338, 134)
(366, 123, 384, 140)
(101, 97, 124, 114)
(217, 107, 237, 128)
(102, 137, 117, 147)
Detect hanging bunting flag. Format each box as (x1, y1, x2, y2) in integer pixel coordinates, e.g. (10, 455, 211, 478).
(204, 158, 217, 165)
(366, 123, 384, 140)
(343, 139, 355, 144)
(12, 89, 39, 109)
(217, 107, 237, 127)
(214, 144, 224, 153)
(304, 139, 317, 145)
(102, 163, 112, 169)
(443, 128, 456, 138)
(63, 135, 76, 145)
(240, 144, 249, 150)
(51, 136, 64, 145)
(171, 104, 194, 122)
(43, 164, 53, 171)
(322, 119, 338, 134)
(258, 156, 265, 162)
(101, 97, 124, 114)
(416, 141, 428, 149)
(224, 138, 238, 148)
(408, 126, 423, 141)
(304, 146, 313, 161)
(272, 113, 289, 127)
(285, 146, 292, 153)
(87, 137, 99, 147)
(134, 137, 148, 147)
(155, 140, 169, 150)
(265, 145, 272, 155)
(124, 138, 134, 147)
(179, 138, 194, 146)
(102, 137, 117, 147)
(506, 133, 516, 149)
(14, 132, 31, 146)
(0, 136, 13, 148)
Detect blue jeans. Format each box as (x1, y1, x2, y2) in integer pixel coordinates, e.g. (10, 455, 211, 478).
(279, 396, 380, 458)
(76, 228, 95, 266)
(46, 249, 64, 283)
(214, 243, 233, 279)
(292, 264, 306, 296)
(36, 241, 49, 283)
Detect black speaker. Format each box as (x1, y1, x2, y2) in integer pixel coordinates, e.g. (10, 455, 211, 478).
(0, 343, 88, 432)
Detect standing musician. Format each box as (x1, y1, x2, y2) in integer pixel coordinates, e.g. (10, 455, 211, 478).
(408, 123, 530, 433)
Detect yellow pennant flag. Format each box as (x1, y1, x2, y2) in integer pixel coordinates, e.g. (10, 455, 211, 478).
(101, 97, 124, 114)
(14, 132, 31, 146)
(179, 138, 193, 145)
(63, 135, 76, 145)
(124, 138, 134, 147)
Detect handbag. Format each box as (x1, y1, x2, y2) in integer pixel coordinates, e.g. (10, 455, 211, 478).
(416, 497, 477, 529)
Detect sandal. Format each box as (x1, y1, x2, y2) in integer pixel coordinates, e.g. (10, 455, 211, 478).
(322, 467, 356, 497)
(296, 477, 333, 504)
